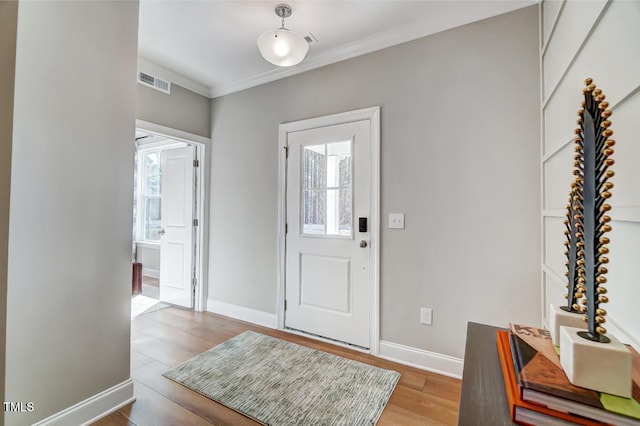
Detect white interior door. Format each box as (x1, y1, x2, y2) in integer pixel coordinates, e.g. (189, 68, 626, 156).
(285, 120, 371, 348)
(159, 145, 195, 308)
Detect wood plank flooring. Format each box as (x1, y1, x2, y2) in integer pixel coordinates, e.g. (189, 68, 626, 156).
(95, 306, 461, 425)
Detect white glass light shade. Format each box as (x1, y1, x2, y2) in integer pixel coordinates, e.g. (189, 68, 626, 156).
(257, 28, 309, 67)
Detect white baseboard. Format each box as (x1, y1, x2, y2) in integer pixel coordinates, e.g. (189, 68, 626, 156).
(378, 340, 463, 379)
(205, 299, 462, 378)
(142, 268, 159, 279)
(32, 379, 135, 426)
(207, 299, 277, 329)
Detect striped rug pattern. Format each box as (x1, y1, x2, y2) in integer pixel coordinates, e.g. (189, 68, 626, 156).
(163, 331, 400, 425)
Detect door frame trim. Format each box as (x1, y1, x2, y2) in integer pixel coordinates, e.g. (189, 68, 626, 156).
(276, 106, 381, 355)
(135, 119, 210, 312)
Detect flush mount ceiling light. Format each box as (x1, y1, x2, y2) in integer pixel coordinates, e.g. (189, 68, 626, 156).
(257, 3, 309, 67)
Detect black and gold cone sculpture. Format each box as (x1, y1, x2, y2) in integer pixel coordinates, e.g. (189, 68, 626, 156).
(563, 78, 615, 344)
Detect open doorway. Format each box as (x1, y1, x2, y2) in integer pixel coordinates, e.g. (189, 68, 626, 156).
(131, 126, 206, 318)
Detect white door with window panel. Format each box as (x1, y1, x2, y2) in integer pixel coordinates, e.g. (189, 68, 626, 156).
(286, 120, 371, 348)
(159, 145, 195, 308)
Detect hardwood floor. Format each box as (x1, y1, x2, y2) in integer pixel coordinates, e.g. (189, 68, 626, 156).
(143, 276, 159, 287)
(95, 306, 461, 425)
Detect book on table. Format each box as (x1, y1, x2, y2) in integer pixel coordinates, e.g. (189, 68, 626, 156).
(496, 330, 604, 426)
(507, 323, 640, 425)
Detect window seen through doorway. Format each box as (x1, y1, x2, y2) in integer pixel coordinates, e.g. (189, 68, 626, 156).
(139, 149, 162, 242)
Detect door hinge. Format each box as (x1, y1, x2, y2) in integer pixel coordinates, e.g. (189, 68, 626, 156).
(193, 159, 199, 167)
(193, 218, 199, 227)
(284, 146, 289, 159)
(285, 223, 288, 234)
(284, 300, 287, 311)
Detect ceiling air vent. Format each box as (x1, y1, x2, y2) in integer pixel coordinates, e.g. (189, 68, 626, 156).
(304, 32, 318, 43)
(137, 72, 171, 94)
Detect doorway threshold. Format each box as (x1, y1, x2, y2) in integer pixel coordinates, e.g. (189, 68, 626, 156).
(131, 295, 170, 319)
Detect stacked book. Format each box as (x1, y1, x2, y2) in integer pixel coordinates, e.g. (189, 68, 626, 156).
(496, 324, 640, 425)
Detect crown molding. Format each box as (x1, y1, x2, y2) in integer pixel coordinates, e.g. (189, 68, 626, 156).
(137, 2, 535, 99)
(137, 57, 211, 98)
(210, 1, 536, 98)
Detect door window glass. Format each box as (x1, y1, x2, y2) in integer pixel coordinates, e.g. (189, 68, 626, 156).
(302, 141, 352, 236)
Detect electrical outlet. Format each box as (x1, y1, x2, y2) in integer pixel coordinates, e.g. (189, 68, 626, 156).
(420, 307, 432, 325)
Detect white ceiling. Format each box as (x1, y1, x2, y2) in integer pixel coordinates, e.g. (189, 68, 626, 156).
(138, 0, 537, 98)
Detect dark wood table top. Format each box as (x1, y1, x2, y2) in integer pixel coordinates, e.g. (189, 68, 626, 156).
(458, 322, 516, 425)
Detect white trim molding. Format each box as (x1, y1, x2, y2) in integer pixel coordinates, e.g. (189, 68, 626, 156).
(207, 299, 278, 329)
(142, 267, 159, 279)
(135, 120, 211, 312)
(541, 1, 611, 109)
(135, 241, 159, 250)
(32, 379, 134, 426)
(379, 341, 464, 379)
(277, 106, 381, 354)
(540, 0, 566, 56)
(545, 207, 640, 224)
(205, 301, 463, 378)
(211, 2, 535, 98)
(135, 120, 211, 146)
(138, 4, 537, 99)
(606, 316, 640, 353)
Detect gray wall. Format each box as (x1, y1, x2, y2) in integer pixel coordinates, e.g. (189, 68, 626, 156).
(5, 2, 138, 424)
(541, 0, 640, 348)
(137, 82, 211, 138)
(0, 1, 18, 418)
(209, 6, 541, 359)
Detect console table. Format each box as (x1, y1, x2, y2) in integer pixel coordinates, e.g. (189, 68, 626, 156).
(458, 322, 516, 425)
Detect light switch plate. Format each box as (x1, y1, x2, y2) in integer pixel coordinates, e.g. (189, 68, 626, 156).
(389, 213, 405, 229)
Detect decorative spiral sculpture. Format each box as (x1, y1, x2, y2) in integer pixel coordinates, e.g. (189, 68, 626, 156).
(563, 78, 615, 344)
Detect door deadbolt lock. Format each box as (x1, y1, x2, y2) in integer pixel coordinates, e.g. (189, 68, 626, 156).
(359, 240, 368, 248)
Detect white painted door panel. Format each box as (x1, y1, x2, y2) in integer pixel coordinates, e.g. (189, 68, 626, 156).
(159, 145, 195, 308)
(286, 120, 371, 348)
(300, 254, 351, 313)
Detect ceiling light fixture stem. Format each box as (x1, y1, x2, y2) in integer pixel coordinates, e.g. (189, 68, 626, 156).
(275, 3, 291, 29)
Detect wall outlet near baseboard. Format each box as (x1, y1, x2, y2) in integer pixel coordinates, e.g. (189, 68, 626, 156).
(420, 307, 432, 325)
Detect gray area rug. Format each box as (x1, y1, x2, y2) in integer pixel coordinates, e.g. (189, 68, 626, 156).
(163, 331, 400, 425)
